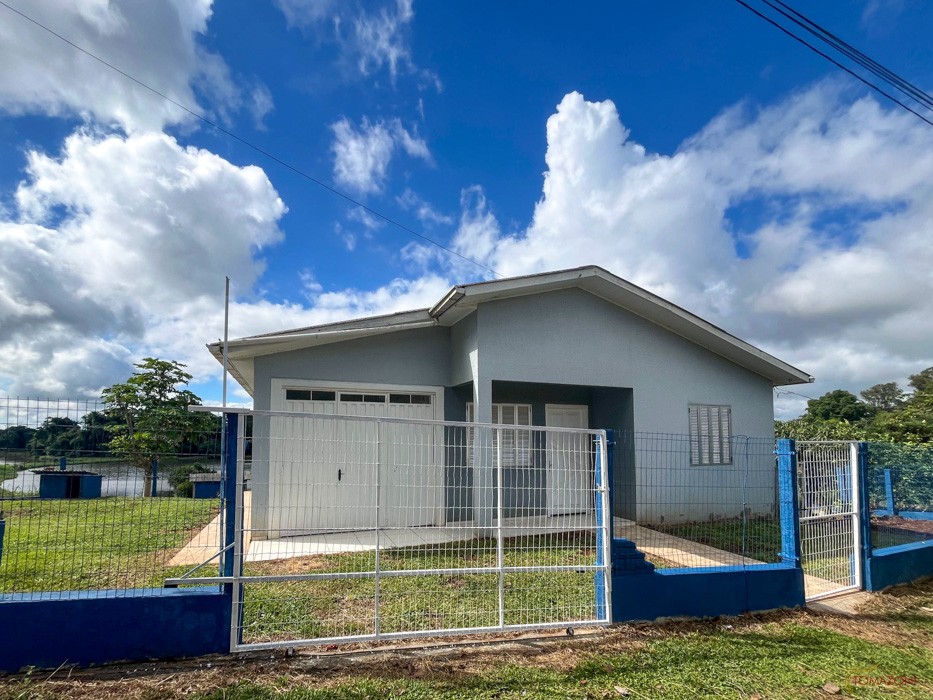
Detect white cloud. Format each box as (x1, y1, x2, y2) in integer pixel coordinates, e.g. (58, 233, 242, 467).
(397, 188, 453, 226)
(274, 0, 435, 86)
(330, 117, 431, 194)
(440, 86, 933, 417)
(346, 207, 386, 230)
(354, 0, 414, 81)
(0, 128, 287, 396)
(0, 0, 263, 133)
(0, 126, 455, 397)
(274, 0, 337, 29)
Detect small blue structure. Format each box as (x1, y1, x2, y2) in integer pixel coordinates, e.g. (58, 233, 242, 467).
(189, 472, 221, 499)
(38, 470, 102, 499)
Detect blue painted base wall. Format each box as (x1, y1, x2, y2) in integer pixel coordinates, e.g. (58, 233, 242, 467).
(612, 565, 805, 622)
(866, 542, 933, 591)
(0, 587, 230, 672)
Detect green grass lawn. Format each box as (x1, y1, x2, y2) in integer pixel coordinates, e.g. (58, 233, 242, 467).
(209, 624, 933, 699)
(240, 533, 604, 643)
(645, 517, 783, 563)
(0, 463, 16, 481)
(0, 497, 219, 592)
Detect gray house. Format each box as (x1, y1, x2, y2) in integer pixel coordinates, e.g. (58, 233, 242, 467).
(211, 266, 811, 538)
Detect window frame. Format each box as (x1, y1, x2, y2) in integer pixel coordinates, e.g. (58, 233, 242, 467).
(688, 404, 733, 466)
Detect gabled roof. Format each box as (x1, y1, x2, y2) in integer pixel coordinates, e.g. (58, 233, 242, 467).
(209, 265, 813, 395)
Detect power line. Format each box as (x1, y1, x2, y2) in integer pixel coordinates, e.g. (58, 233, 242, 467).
(764, 0, 933, 110)
(774, 388, 815, 401)
(0, 0, 501, 279)
(733, 0, 933, 128)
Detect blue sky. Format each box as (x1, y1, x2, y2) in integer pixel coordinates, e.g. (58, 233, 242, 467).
(1, 0, 932, 418)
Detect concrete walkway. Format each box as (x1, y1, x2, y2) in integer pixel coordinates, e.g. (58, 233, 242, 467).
(171, 505, 767, 568)
(612, 519, 758, 568)
(168, 492, 252, 567)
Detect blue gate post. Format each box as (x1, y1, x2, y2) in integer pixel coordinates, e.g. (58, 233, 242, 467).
(857, 442, 872, 589)
(776, 439, 802, 567)
(221, 412, 239, 580)
(59, 456, 66, 471)
(883, 469, 896, 516)
(594, 430, 614, 621)
(151, 459, 159, 497)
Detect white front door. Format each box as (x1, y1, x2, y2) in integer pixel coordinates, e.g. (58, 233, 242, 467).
(271, 385, 439, 534)
(545, 404, 592, 516)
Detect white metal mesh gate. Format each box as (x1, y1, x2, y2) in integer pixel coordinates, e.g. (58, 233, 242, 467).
(229, 410, 611, 650)
(797, 441, 862, 600)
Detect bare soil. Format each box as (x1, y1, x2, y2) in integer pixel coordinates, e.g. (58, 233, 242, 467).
(873, 515, 933, 536)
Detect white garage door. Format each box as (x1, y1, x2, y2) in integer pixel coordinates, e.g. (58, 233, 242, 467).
(269, 386, 440, 534)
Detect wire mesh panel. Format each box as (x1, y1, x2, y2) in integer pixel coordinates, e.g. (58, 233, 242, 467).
(866, 442, 933, 550)
(232, 410, 610, 650)
(617, 434, 781, 570)
(0, 397, 223, 598)
(796, 441, 861, 600)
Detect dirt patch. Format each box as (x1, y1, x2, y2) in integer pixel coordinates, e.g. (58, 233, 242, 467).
(246, 554, 329, 575)
(873, 515, 933, 536)
(0, 617, 778, 699)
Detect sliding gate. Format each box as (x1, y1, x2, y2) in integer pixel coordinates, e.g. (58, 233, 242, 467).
(796, 441, 862, 600)
(221, 409, 611, 651)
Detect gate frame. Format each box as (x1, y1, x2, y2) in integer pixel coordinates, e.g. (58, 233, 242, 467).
(795, 439, 863, 601)
(172, 407, 613, 652)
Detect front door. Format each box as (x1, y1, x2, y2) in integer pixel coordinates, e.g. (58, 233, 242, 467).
(545, 404, 591, 516)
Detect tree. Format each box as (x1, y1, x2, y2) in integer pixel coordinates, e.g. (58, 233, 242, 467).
(0, 425, 36, 450)
(775, 416, 867, 441)
(909, 367, 933, 393)
(29, 417, 82, 456)
(860, 382, 905, 411)
(101, 358, 211, 496)
(871, 387, 933, 444)
(805, 390, 874, 423)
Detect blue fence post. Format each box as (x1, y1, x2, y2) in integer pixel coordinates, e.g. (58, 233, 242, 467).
(59, 456, 66, 472)
(776, 439, 802, 567)
(221, 412, 239, 580)
(857, 442, 873, 589)
(883, 468, 896, 516)
(594, 431, 611, 621)
(151, 458, 159, 497)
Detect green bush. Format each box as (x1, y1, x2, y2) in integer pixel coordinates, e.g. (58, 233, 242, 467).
(167, 463, 214, 497)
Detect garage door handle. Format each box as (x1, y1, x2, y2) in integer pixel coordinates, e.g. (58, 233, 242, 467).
(337, 469, 343, 482)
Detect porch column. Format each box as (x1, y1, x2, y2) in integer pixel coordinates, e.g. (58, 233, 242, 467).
(472, 374, 494, 536)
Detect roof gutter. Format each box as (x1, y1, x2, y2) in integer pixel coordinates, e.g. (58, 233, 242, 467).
(208, 319, 439, 353)
(429, 287, 465, 318)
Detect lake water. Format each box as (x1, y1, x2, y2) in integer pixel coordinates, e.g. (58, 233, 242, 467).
(1, 460, 220, 497)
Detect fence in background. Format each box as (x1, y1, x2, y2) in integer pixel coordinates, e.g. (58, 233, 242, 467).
(860, 440, 933, 591)
(0, 397, 224, 597)
(867, 442, 933, 548)
(616, 434, 782, 570)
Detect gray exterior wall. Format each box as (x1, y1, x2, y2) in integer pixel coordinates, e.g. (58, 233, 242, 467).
(472, 288, 776, 522)
(247, 287, 778, 530)
(249, 327, 450, 537)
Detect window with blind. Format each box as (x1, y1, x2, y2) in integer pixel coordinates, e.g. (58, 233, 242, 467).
(466, 403, 533, 467)
(689, 404, 732, 466)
